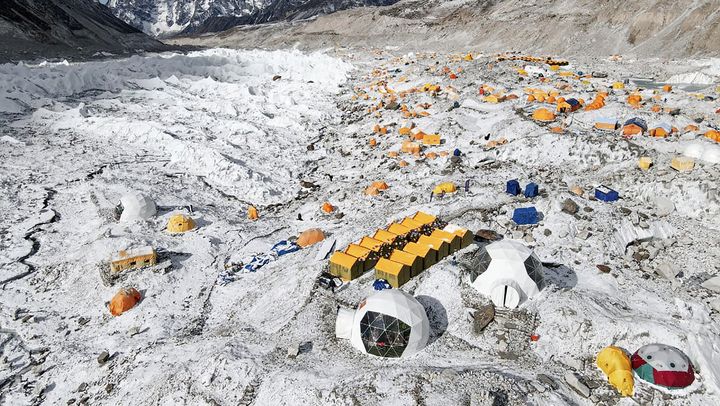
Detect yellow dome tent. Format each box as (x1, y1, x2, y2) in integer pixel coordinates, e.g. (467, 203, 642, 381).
(167, 213, 196, 233)
(596, 346, 634, 397)
(532, 108, 555, 122)
(433, 182, 457, 195)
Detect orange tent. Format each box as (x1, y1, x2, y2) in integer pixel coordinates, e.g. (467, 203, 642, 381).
(297, 228, 325, 248)
(109, 288, 142, 316)
(248, 206, 259, 220)
(623, 124, 645, 136)
(627, 94, 642, 108)
(322, 202, 335, 213)
(684, 124, 699, 133)
(706, 130, 720, 142)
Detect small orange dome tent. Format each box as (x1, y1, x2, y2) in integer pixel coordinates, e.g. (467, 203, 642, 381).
(248, 206, 259, 220)
(322, 202, 335, 213)
(706, 130, 720, 142)
(532, 108, 556, 122)
(297, 228, 325, 248)
(109, 288, 142, 316)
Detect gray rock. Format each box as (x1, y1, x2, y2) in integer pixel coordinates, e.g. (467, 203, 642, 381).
(105, 383, 114, 393)
(564, 372, 591, 398)
(473, 304, 495, 334)
(524, 234, 535, 243)
(537, 373, 558, 389)
(596, 264, 611, 273)
(128, 326, 140, 337)
(543, 229, 552, 236)
(577, 230, 592, 240)
(287, 343, 300, 358)
(77, 382, 88, 393)
(562, 199, 579, 215)
(654, 196, 675, 217)
(701, 276, 720, 293)
(97, 351, 109, 365)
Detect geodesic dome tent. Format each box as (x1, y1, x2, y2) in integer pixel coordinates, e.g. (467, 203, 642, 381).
(117, 192, 156, 222)
(470, 240, 544, 308)
(631, 344, 695, 389)
(335, 289, 430, 358)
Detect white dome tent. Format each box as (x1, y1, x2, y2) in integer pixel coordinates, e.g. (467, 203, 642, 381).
(118, 192, 157, 222)
(470, 240, 544, 308)
(335, 289, 430, 358)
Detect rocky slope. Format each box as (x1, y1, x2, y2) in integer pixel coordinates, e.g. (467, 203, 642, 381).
(101, 0, 400, 37)
(0, 0, 170, 63)
(170, 0, 720, 58)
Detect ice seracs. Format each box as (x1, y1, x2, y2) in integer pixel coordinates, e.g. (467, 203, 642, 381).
(470, 240, 545, 309)
(336, 289, 430, 358)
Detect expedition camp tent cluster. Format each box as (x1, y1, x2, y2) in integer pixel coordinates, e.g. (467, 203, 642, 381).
(107, 192, 201, 316)
(336, 48, 716, 398)
(328, 211, 473, 287)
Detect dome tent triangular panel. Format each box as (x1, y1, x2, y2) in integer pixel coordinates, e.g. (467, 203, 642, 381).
(471, 240, 544, 308)
(339, 289, 430, 358)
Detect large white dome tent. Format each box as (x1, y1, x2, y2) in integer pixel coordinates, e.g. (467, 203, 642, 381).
(335, 289, 430, 358)
(470, 240, 545, 308)
(117, 192, 157, 222)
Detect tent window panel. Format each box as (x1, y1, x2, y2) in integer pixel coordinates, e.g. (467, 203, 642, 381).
(524, 256, 545, 287)
(470, 246, 492, 281)
(360, 311, 411, 358)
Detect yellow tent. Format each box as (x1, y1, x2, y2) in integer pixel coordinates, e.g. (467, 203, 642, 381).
(167, 214, 195, 233)
(706, 130, 720, 142)
(612, 82, 625, 90)
(432, 182, 457, 195)
(532, 108, 555, 122)
(596, 346, 634, 397)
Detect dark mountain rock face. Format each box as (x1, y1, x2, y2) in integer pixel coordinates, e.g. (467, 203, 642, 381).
(102, 0, 400, 37)
(0, 0, 169, 62)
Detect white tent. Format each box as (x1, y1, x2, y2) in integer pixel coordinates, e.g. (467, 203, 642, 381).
(470, 240, 544, 308)
(335, 289, 429, 358)
(118, 192, 156, 222)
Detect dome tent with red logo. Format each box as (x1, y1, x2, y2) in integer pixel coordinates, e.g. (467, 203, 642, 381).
(631, 344, 695, 389)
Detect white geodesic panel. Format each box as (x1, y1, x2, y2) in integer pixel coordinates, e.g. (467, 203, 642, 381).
(346, 289, 430, 358)
(471, 240, 543, 309)
(119, 192, 156, 222)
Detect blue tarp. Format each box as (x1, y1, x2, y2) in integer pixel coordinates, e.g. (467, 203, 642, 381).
(218, 239, 301, 285)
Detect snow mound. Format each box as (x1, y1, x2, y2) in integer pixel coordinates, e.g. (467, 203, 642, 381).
(667, 72, 716, 85)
